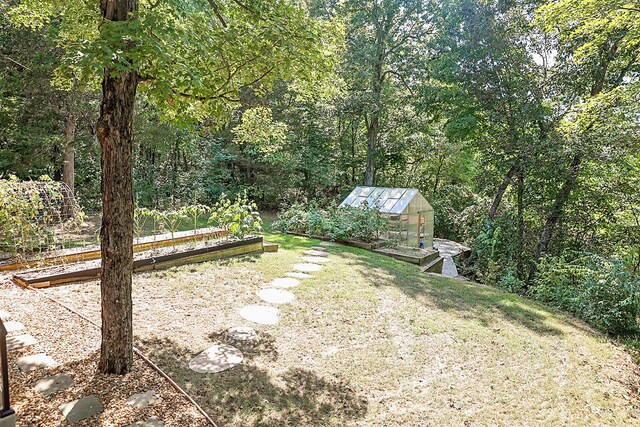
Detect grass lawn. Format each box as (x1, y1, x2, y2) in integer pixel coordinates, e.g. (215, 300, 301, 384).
(43, 233, 640, 426)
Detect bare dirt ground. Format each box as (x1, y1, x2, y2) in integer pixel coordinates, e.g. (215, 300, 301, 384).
(0, 274, 208, 427)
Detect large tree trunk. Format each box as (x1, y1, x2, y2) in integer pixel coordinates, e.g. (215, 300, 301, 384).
(527, 154, 582, 283)
(364, 113, 379, 186)
(62, 113, 77, 218)
(97, 0, 139, 376)
(488, 164, 517, 220)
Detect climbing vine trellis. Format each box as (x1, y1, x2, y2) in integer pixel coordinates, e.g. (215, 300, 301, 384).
(0, 176, 83, 256)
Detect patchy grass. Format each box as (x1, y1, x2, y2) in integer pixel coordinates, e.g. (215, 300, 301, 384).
(43, 233, 640, 426)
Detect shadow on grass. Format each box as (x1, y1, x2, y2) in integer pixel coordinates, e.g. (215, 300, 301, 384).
(135, 334, 367, 427)
(330, 245, 568, 336)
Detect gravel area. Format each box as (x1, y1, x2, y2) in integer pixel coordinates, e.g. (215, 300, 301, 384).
(0, 273, 209, 427)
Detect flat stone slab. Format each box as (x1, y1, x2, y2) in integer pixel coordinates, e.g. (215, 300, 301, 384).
(238, 305, 279, 325)
(257, 288, 295, 304)
(0, 310, 11, 320)
(7, 334, 37, 351)
(127, 389, 162, 408)
(189, 344, 243, 373)
(4, 321, 24, 334)
(302, 256, 329, 263)
(319, 241, 340, 247)
(271, 277, 301, 288)
(59, 395, 104, 424)
(127, 417, 164, 427)
(17, 353, 57, 372)
(34, 373, 74, 397)
(285, 272, 311, 279)
(293, 263, 323, 273)
(227, 326, 257, 341)
(309, 246, 329, 251)
(303, 249, 329, 256)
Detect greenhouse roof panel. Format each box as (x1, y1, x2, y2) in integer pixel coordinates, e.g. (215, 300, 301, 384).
(340, 186, 429, 214)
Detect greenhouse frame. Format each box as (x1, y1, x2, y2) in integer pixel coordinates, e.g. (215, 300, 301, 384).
(339, 186, 434, 248)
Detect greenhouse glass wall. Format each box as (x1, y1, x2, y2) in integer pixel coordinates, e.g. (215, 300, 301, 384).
(339, 186, 434, 248)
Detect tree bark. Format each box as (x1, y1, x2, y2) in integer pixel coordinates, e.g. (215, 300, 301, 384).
(516, 165, 524, 279)
(527, 154, 582, 283)
(97, 0, 139, 376)
(488, 164, 517, 220)
(364, 113, 379, 186)
(62, 113, 77, 218)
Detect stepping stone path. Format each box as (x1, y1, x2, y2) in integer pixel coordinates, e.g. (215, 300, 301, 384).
(127, 418, 164, 427)
(4, 320, 25, 334)
(239, 305, 279, 325)
(309, 246, 330, 251)
(271, 277, 300, 288)
(34, 373, 74, 397)
(17, 353, 57, 372)
(227, 326, 257, 341)
(293, 263, 323, 273)
(7, 334, 37, 351)
(285, 272, 312, 279)
(302, 256, 329, 263)
(0, 310, 11, 319)
(189, 344, 243, 373)
(59, 395, 104, 424)
(127, 389, 162, 408)
(257, 288, 295, 305)
(303, 249, 329, 256)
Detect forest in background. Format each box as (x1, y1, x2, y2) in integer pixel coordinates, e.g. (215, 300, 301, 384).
(2, 0, 639, 323)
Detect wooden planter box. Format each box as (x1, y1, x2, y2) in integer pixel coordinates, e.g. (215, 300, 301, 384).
(286, 232, 383, 250)
(13, 236, 262, 288)
(373, 247, 440, 266)
(0, 227, 227, 272)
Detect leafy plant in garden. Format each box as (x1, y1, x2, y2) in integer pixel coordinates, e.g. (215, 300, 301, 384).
(179, 204, 210, 236)
(208, 193, 263, 239)
(0, 175, 84, 256)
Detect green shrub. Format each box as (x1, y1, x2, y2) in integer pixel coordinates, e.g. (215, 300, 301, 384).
(274, 202, 389, 243)
(533, 252, 640, 335)
(208, 193, 263, 239)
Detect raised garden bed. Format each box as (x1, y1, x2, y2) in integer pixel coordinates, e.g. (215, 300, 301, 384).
(286, 232, 383, 250)
(13, 236, 263, 288)
(373, 246, 440, 266)
(0, 227, 227, 272)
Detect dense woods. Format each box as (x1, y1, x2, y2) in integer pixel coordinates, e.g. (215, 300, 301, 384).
(1, 0, 639, 363)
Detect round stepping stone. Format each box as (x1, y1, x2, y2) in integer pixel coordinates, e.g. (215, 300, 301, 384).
(238, 305, 279, 325)
(127, 390, 162, 408)
(309, 246, 329, 251)
(0, 310, 11, 320)
(293, 263, 323, 273)
(227, 326, 257, 341)
(4, 321, 24, 334)
(127, 418, 164, 427)
(319, 241, 340, 247)
(189, 344, 243, 373)
(59, 395, 104, 424)
(7, 334, 37, 351)
(34, 373, 74, 397)
(257, 288, 295, 304)
(303, 249, 329, 256)
(17, 353, 57, 372)
(271, 277, 300, 288)
(302, 256, 330, 263)
(285, 272, 312, 279)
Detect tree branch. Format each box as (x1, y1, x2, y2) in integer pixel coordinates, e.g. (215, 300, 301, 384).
(206, 0, 228, 28)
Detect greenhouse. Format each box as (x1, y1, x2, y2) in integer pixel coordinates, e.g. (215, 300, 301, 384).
(339, 186, 434, 248)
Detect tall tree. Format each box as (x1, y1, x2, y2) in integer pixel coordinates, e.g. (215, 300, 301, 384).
(12, 0, 339, 374)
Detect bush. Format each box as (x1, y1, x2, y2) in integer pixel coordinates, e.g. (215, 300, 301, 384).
(208, 193, 263, 239)
(533, 252, 640, 335)
(274, 202, 389, 243)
